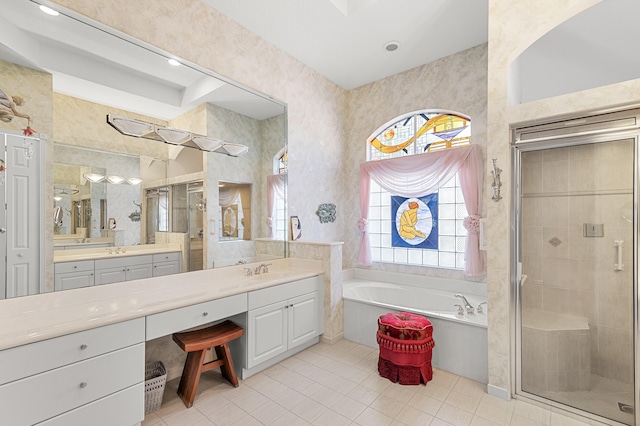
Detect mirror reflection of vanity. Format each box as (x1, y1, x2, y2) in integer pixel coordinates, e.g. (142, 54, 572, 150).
(0, 1, 288, 298)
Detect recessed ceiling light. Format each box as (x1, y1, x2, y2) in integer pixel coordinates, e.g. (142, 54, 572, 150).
(384, 41, 400, 52)
(168, 59, 181, 66)
(39, 5, 60, 16)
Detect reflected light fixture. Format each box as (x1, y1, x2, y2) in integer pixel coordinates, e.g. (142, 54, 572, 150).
(39, 5, 60, 16)
(53, 196, 63, 201)
(126, 177, 143, 186)
(106, 175, 125, 184)
(84, 173, 105, 183)
(106, 114, 249, 157)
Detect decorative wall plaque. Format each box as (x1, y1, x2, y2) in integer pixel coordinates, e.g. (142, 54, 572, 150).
(316, 203, 336, 223)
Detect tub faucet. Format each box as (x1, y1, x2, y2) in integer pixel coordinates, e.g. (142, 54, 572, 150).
(455, 294, 474, 314)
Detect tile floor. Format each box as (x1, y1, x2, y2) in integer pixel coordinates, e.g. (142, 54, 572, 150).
(142, 339, 617, 426)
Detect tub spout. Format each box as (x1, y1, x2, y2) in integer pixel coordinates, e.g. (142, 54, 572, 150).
(455, 294, 474, 314)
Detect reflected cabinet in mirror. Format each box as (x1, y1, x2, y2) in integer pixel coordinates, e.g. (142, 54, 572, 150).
(0, 0, 287, 299)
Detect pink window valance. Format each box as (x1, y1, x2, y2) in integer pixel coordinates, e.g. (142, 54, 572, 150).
(358, 144, 485, 276)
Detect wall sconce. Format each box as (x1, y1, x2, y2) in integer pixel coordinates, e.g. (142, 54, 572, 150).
(106, 114, 249, 157)
(491, 158, 502, 202)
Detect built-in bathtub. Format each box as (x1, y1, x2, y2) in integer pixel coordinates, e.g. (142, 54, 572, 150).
(343, 269, 488, 383)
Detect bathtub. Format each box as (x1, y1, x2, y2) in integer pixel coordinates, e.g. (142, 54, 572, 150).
(343, 269, 488, 383)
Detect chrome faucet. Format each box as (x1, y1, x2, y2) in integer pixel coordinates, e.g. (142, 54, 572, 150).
(477, 302, 487, 314)
(253, 263, 271, 275)
(244, 267, 253, 277)
(455, 294, 474, 314)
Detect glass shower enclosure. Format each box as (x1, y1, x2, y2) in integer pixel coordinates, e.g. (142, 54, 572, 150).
(513, 110, 638, 425)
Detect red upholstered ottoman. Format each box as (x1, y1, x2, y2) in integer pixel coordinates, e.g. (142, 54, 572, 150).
(377, 312, 434, 385)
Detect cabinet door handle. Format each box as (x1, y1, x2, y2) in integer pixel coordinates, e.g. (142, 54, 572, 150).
(90, 273, 93, 276)
(202, 312, 208, 317)
(79, 382, 87, 389)
(284, 305, 289, 309)
(80, 344, 88, 350)
(73, 266, 78, 269)
(289, 304, 294, 308)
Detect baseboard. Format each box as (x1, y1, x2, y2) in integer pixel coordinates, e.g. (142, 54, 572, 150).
(487, 384, 511, 401)
(320, 332, 343, 345)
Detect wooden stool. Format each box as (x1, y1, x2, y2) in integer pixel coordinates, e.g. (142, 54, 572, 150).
(172, 320, 244, 408)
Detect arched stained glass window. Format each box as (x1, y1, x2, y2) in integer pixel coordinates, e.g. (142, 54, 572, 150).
(365, 110, 472, 270)
(369, 111, 471, 160)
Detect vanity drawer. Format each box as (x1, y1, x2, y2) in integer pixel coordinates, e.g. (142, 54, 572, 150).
(0, 317, 145, 386)
(248, 276, 321, 310)
(95, 254, 153, 269)
(37, 382, 144, 426)
(146, 293, 247, 340)
(0, 343, 144, 426)
(55, 260, 95, 274)
(153, 251, 180, 263)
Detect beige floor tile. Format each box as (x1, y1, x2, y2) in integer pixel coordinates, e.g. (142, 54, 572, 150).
(514, 401, 551, 425)
(394, 406, 434, 425)
(471, 416, 501, 426)
(347, 384, 381, 406)
(354, 406, 394, 426)
(445, 390, 482, 413)
(332, 395, 368, 420)
(436, 402, 474, 426)
(247, 400, 288, 425)
(407, 391, 444, 416)
(312, 409, 352, 426)
(145, 339, 605, 426)
(475, 400, 513, 426)
(290, 396, 329, 423)
(270, 411, 310, 426)
(309, 385, 344, 408)
(369, 394, 408, 418)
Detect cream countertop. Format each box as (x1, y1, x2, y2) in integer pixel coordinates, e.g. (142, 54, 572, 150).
(0, 258, 322, 351)
(54, 243, 182, 263)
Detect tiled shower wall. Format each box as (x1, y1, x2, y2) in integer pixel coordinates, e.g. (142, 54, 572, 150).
(521, 140, 634, 384)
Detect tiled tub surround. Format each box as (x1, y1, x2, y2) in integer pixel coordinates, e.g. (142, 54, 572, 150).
(342, 268, 488, 384)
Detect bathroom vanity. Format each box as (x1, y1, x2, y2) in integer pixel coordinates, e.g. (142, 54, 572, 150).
(0, 259, 323, 426)
(53, 243, 183, 291)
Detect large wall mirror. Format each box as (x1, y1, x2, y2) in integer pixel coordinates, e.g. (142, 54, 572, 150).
(0, 0, 288, 299)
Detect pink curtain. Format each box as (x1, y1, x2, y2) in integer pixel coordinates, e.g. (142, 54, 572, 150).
(358, 144, 485, 276)
(266, 174, 285, 238)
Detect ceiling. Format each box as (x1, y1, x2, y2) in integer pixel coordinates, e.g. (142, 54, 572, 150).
(0, 0, 284, 121)
(202, 0, 489, 90)
(0, 0, 488, 121)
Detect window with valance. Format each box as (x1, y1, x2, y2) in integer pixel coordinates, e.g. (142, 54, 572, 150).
(359, 110, 485, 276)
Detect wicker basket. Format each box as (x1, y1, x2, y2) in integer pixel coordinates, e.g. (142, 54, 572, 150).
(144, 361, 167, 415)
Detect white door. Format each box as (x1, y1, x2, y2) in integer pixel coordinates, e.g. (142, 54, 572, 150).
(3, 133, 42, 298)
(247, 302, 287, 368)
(287, 291, 318, 349)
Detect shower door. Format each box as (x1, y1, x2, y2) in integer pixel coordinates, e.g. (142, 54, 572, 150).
(515, 125, 637, 425)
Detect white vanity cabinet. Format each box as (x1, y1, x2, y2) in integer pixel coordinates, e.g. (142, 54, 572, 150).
(245, 276, 324, 369)
(54, 260, 95, 291)
(94, 255, 153, 285)
(55, 251, 182, 289)
(0, 318, 145, 426)
(152, 252, 181, 277)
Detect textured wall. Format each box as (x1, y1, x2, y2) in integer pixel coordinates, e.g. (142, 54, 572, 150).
(343, 44, 489, 275)
(485, 0, 639, 395)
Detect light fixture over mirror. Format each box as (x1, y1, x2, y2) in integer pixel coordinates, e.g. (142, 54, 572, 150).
(106, 114, 249, 157)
